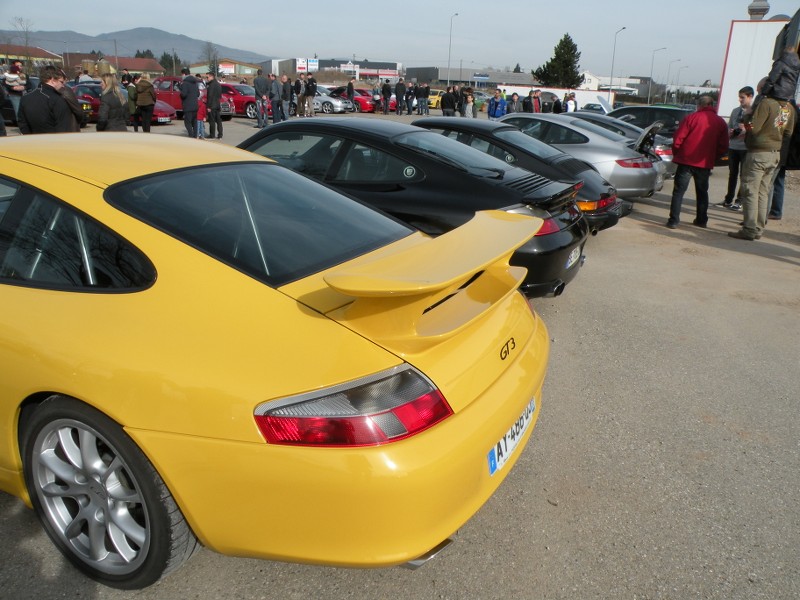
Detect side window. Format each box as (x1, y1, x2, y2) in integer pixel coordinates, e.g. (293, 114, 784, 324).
(542, 124, 588, 145)
(0, 179, 17, 222)
(331, 143, 423, 184)
(0, 186, 155, 291)
(246, 133, 341, 181)
(508, 118, 545, 139)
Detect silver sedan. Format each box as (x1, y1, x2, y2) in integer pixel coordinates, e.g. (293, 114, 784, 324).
(501, 113, 664, 199)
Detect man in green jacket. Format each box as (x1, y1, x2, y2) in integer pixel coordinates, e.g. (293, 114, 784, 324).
(728, 84, 795, 241)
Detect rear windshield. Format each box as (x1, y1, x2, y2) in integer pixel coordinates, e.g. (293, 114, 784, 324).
(106, 163, 412, 286)
(493, 128, 564, 159)
(394, 130, 514, 172)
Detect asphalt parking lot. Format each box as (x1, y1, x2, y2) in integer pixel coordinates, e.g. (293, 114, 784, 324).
(1, 113, 798, 599)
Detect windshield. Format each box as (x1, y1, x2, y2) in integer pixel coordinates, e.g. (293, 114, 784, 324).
(106, 163, 412, 287)
(394, 130, 514, 174)
(234, 85, 255, 96)
(494, 128, 564, 159)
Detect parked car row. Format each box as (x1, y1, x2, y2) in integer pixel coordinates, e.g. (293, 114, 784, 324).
(66, 81, 177, 125)
(0, 99, 690, 589)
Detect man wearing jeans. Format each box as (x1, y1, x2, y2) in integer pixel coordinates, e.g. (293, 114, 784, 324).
(717, 86, 753, 210)
(665, 96, 728, 229)
(728, 93, 795, 240)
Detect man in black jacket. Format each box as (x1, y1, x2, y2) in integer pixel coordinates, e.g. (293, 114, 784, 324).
(205, 71, 223, 139)
(179, 67, 199, 138)
(381, 79, 392, 115)
(395, 78, 406, 115)
(17, 66, 74, 134)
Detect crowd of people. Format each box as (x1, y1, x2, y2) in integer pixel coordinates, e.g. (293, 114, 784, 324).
(665, 43, 798, 241)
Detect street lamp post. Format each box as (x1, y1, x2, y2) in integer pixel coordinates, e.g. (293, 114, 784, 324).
(608, 26, 626, 101)
(665, 59, 681, 104)
(447, 12, 458, 87)
(675, 65, 689, 103)
(647, 47, 666, 104)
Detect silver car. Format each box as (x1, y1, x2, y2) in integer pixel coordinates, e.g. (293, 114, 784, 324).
(314, 85, 354, 114)
(501, 113, 664, 199)
(570, 111, 676, 178)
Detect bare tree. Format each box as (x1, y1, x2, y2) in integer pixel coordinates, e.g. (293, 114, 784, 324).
(10, 17, 34, 74)
(201, 41, 219, 75)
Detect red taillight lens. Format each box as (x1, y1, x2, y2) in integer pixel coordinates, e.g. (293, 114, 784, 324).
(655, 147, 673, 157)
(616, 157, 653, 168)
(254, 366, 452, 447)
(533, 217, 561, 236)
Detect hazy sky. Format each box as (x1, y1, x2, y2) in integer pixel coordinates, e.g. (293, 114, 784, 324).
(4, 1, 798, 85)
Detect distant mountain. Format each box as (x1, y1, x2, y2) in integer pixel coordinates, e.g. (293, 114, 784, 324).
(0, 27, 271, 65)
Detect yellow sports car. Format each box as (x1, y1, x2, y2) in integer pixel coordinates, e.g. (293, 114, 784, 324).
(0, 134, 549, 589)
(427, 88, 446, 109)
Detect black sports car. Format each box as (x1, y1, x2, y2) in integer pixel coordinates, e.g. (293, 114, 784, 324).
(239, 117, 589, 298)
(414, 118, 623, 232)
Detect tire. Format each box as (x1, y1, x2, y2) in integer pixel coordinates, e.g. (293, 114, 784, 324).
(245, 102, 257, 120)
(353, 102, 361, 113)
(21, 395, 198, 589)
(322, 102, 333, 114)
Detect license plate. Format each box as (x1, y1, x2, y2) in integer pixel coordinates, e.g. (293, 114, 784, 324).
(157, 117, 171, 123)
(487, 397, 536, 475)
(565, 246, 581, 269)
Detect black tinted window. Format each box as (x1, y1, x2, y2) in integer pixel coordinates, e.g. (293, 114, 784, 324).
(106, 163, 412, 286)
(0, 184, 155, 291)
(245, 132, 342, 181)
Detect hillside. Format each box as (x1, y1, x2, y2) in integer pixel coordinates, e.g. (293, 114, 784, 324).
(0, 27, 271, 65)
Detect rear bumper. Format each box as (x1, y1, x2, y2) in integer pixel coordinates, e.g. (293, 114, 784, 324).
(127, 312, 549, 567)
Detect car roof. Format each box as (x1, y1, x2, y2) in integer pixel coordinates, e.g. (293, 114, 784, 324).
(415, 117, 517, 134)
(0, 134, 272, 187)
(261, 117, 424, 137)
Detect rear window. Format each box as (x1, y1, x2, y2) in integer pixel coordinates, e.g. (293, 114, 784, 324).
(106, 163, 412, 286)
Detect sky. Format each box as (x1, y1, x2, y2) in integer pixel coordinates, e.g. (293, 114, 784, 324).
(4, 0, 799, 85)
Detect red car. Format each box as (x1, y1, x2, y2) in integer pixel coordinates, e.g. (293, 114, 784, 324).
(361, 88, 397, 112)
(67, 82, 175, 125)
(153, 76, 233, 120)
(328, 86, 377, 112)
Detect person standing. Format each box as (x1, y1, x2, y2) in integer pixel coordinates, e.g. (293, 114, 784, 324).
(487, 88, 507, 121)
(506, 92, 522, 114)
(464, 93, 478, 118)
(768, 101, 800, 220)
(96, 73, 128, 132)
(395, 78, 405, 115)
(57, 70, 86, 132)
(3, 60, 27, 119)
(127, 74, 141, 132)
(253, 69, 269, 127)
(280, 75, 292, 121)
(205, 70, 223, 139)
(564, 92, 578, 112)
(293, 73, 307, 117)
(728, 88, 795, 240)
(120, 69, 133, 87)
(440, 86, 457, 117)
(420, 82, 430, 116)
(304, 73, 317, 118)
(135, 72, 157, 133)
(665, 95, 729, 229)
(381, 79, 392, 115)
(179, 67, 199, 138)
(17, 66, 74, 134)
(533, 89, 542, 113)
(346, 77, 355, 104)
(405, 82, 415, 116)
(717, 86, 754, 210)
(522, 90, 535, 113)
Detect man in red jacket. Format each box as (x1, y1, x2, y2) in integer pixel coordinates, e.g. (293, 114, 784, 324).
(666, 96, 729, 229)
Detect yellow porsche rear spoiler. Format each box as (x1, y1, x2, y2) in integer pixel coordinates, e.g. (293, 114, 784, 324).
(324, 210, 542, 353)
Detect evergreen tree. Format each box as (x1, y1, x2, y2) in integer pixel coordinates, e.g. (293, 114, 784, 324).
(135, 49, 155, 59)
(513, 63, 522, 73)
(158, 51, 182, 76)
(532, 34, 584, 88)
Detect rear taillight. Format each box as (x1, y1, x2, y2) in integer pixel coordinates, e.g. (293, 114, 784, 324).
(577, 193, 618, 212)
(655, 147, 673, 157)
(534, 217, 561, 236)
(254, 366, 452, 447)
(616, 157, 653, 168)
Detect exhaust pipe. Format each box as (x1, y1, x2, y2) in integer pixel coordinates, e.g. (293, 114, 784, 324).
(552, 282, 566, 297)
(402, 538, 453, 570)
